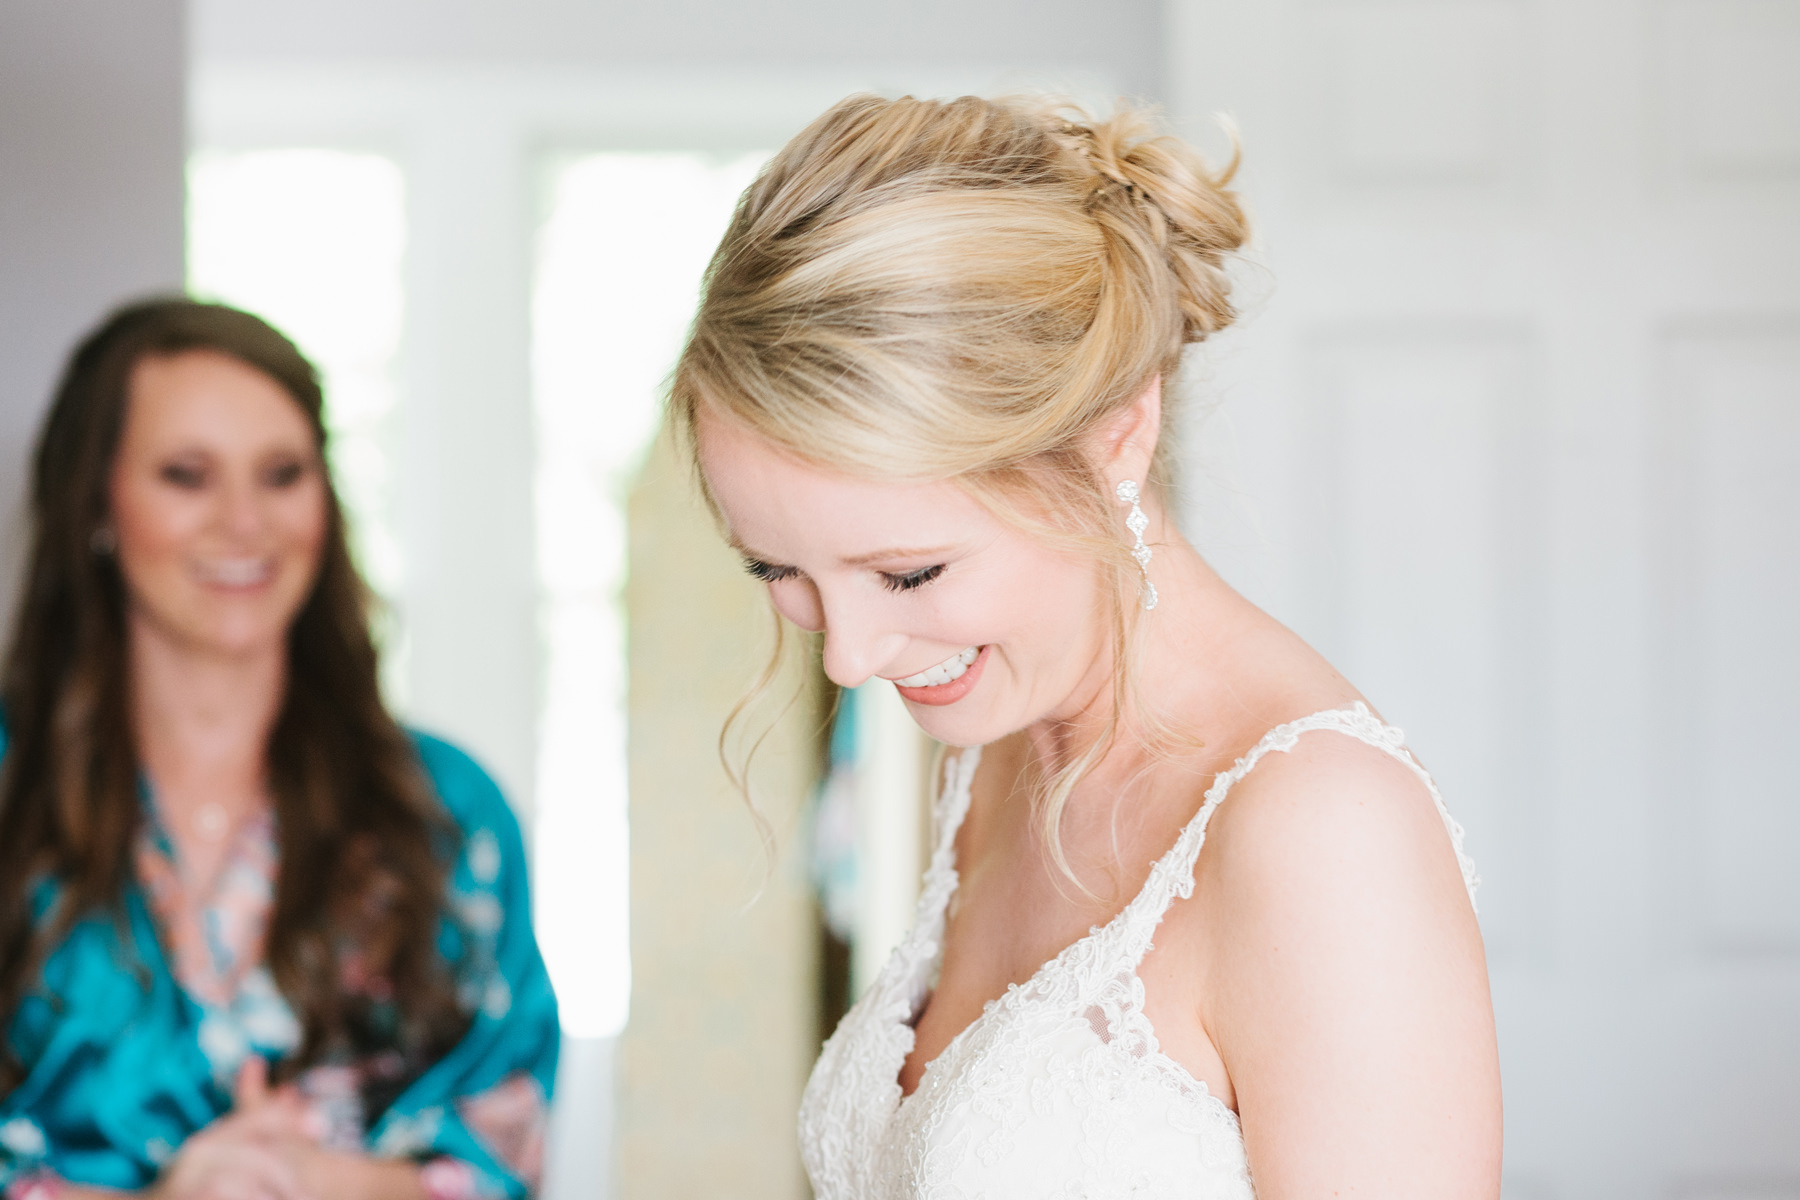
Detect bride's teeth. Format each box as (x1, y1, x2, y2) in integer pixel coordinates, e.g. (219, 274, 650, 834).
(894, 646, 980, 689)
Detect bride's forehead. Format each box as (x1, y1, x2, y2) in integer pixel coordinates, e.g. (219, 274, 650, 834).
(702, 422, 966, 510)
(704, 442, 988, 558)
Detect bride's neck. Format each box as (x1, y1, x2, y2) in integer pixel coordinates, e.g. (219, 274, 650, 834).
(1022, 532, 1238, 785)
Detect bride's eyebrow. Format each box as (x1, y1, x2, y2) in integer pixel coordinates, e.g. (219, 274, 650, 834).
(726, 534, 956, 568)
(839, 545, 955, 567)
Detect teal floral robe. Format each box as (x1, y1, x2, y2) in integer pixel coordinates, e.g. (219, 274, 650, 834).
(0, 728, 560, 1198)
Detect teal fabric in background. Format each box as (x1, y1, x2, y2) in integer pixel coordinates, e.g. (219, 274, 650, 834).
(0, 725, 560, 1198)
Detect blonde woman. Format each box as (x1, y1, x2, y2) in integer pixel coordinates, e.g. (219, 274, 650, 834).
(673, 96, 1501, 1198)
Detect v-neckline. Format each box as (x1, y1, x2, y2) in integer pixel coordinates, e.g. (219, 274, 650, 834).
(895, 864, 1142, 1103)
(893, 747, 1222, 1104)
(135, 789, 279, 1010)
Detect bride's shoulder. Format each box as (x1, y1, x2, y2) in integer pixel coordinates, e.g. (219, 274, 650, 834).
(1194, 702, 1474, 925)
(1175, 706, 1500, 1186)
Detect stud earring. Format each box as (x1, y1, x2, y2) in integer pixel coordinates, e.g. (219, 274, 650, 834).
(1115, 479, 1157, 610)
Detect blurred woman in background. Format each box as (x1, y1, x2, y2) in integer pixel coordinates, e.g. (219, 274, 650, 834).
(676, 95, 1501, 1197)
(0, 299, 557, 1200)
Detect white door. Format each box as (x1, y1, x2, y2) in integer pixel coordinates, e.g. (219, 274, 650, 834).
(1168, 1, 1800, 1194)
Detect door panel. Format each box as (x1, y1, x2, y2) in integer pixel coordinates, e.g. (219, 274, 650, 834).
(1170, 2, 1800, 1192)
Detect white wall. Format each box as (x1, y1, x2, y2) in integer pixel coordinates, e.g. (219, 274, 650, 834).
(0, 0, 187, 638)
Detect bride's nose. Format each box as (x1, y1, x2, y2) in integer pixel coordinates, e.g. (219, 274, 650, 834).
(817, 595, 908, 690)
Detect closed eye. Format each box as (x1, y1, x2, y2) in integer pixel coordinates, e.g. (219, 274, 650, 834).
(743, 557, 800, 584)
(881, 564, 945, 593)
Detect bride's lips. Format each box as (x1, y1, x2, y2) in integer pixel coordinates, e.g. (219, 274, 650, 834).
(892, 645, 990, 707)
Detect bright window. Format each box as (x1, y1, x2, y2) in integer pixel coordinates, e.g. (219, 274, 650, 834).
(530, 150, 768, 1039)
(186, 149, 408, 688)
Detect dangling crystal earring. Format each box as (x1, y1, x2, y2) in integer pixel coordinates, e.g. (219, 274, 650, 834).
(1115, 479, 1157, 610)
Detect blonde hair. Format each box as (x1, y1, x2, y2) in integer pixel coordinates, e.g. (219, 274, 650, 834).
(672, 92, 1248, 882)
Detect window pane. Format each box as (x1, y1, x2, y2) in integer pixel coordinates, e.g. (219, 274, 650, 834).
(532, 151, 767, 1038)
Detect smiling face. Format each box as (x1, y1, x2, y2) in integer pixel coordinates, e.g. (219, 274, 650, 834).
(108, 349, 329, 661)
(697, 411, 1116, 747)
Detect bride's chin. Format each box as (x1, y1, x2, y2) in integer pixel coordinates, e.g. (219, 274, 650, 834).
(907, 705, 1012, 751)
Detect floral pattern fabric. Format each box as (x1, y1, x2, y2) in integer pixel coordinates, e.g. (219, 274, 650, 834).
(0, 728, 560, 1199)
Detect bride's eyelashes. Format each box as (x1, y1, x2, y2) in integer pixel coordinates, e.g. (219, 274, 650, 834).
(743, 557, 799, 583)
(881, 564, 945, 593)
(741, 557, 946, 594)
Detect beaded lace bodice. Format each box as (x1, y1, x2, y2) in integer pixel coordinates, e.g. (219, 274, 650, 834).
(798, 703, 1480, 1199)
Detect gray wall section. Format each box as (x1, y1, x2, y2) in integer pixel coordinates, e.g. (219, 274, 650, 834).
(194, 0, 1167, 100)
(0, 0, 187, 637)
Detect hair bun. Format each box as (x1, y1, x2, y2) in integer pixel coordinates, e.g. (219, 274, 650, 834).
(678, 91, 1252, 489)
(1052, 105, 1247, 342)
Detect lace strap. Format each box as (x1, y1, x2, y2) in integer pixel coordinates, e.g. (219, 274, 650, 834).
(910, 746, 982, 940)
(1115, 702, 1481, 967)
(929, 746, 981, 872)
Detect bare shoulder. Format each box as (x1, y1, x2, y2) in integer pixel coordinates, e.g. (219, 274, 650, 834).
(1197, 721, 1475, 928)
(1190, 722, 1501, 1197)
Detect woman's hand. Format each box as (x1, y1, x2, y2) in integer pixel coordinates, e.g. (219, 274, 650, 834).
(146, 1059, 321, 1200)
(279, 1149, 428, 1200)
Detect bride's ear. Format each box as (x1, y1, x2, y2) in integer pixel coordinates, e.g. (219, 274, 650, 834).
(1096, 376, 1163, 483)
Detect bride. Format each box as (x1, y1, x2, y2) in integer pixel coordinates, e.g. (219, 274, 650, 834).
(673, 93, 1501, 1197)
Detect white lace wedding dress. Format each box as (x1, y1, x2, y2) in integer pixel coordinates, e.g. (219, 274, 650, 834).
(798, 703, 1480, 1199)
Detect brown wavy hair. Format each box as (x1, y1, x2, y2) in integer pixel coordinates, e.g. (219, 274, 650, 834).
(0, 297, 469, 1097)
